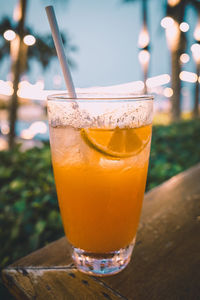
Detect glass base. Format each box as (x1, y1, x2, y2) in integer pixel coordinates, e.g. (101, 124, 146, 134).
(72, 241, 135, 276)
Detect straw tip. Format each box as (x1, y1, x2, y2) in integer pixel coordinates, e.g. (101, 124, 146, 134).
(45, 5, 53, 11)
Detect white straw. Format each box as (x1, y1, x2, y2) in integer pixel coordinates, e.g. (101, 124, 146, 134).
(45, 6, 77, 98)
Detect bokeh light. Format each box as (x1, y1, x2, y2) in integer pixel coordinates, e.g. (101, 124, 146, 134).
(179, 71, 198, 83)
(0, 80, 14, 96)
(138, 50, 150, 65)
(161, 17, 174, 29)
(179, 22, 189, 32)
(23, 35, 36, 46)
(194, 20, 200, 42)
(29, 121, 47, 135)
(17, 80, 44, 99)
(20, 121, 47, 140)
(20, 129, 35, 140)
(146, 74, 171, 88)
(163, 87, 173, 98)
(13, 2, 21, 21)
(1, 123, 10, 135)
(180, 53, 190, 64)
(168, 0, 181, 7)
(138, 25, 150, 48)
(3, 30, 16, 41)
(191, 43, 200, 63)
(165, 20, 180, 51)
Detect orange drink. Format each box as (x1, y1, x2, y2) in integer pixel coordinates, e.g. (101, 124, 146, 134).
(48, 94, 153, 276)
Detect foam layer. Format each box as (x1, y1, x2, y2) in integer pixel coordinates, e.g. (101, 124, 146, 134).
(47, 96, 153, 129)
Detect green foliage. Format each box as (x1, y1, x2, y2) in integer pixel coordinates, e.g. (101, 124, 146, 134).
(0, 144, 63, 270)
(0, 119, 200, 272)
(146, 119, 200, 190)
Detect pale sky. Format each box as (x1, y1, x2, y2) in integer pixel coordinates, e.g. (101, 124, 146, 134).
(0, 0, 198, 92)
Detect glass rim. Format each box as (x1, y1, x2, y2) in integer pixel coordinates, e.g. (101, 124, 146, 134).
(47, 93, 154, 102)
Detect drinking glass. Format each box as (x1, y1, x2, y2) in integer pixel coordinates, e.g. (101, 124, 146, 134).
(47, 93, 153, 276)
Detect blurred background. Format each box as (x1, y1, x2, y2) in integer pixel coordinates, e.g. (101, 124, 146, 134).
(0, 0, 199, 149)
(0, 0, 200, 298)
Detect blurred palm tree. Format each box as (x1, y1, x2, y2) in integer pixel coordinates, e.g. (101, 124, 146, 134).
(124, 0, 200, 121)
(0, 0, 76, 149)
(124, 0, 150, 93)
(165, 0, 200, 121)
(165, 0, 187, 122)
(124, 0, 185, 121)
(124, 0, 148, 26)
(191, 1, 200, 118)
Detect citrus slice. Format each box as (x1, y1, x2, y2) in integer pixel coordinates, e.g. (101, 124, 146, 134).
(81, 125, 151, 158)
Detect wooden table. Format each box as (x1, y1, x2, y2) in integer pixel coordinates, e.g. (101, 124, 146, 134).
(2, 164, 200, 300)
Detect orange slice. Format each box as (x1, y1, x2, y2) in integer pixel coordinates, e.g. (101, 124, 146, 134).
(81, 126, 151, 158)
